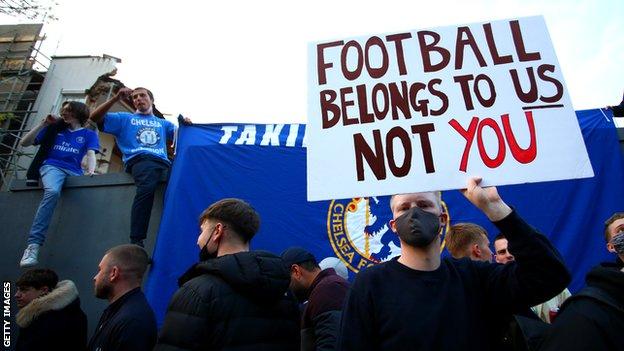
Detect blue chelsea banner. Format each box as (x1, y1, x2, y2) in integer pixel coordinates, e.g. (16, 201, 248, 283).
(146, 109, 624, 325)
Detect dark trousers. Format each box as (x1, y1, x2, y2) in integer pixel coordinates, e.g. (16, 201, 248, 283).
(127, 155, 169, 243)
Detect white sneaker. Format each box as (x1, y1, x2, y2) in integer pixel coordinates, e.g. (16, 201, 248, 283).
(20, 244, 40, 268)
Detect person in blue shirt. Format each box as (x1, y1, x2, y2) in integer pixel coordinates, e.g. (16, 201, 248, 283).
(19, 101, 99, 267)
(90, 87, 189, 247)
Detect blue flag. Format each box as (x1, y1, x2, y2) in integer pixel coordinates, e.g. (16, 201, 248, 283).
(146, 108, 624, 325)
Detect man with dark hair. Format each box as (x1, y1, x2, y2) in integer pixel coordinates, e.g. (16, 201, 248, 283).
(156, 198, 300, 350)
(19, 100, 99, 266)
(446, 223, 492, 262)
(282, 247, 349, 351)
(338, 178, 571, 351)
(604, 212, 624, 265)
(495, 233, 570, 323)
(540, 214, 624, 350)
(88, 244, 156, 351)
(90, 87, 189, 247)
(15, 268, 87, 351)
(494, 233, 515, 264)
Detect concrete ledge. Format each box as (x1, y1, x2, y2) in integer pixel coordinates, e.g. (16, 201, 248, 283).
(10, 171, 167, 191)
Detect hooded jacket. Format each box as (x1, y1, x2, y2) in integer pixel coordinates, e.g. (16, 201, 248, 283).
(539, 262, 624, 351)
(155, 250, 300, 351)
(16, 280, 87, 351)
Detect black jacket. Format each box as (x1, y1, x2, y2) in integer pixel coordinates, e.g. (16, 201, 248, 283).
(25, 120, 67, 185)
(88, 288, 157, 351)
(539, 262, 624, 351)
(16, 280, 87, 351)
(155, 250, 300, 351)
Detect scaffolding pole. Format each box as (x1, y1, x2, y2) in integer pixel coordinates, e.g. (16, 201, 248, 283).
(0, 24, 47, 190)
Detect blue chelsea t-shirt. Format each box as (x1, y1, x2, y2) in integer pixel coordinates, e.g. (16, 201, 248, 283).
(102, 112, 175, 164)
(35, 127, 100, 175)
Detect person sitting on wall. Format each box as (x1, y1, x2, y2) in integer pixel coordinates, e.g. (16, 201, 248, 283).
(15, 268, 87, 351)
(19, 101, 99, 267)
(89, 87, 190, 247)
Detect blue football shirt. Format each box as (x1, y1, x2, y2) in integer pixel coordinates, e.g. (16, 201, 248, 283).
(35, 127, 100, 175)
(102, 112, 175, 164)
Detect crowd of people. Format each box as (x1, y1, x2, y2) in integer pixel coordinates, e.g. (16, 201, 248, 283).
(10, 87, 624, 350)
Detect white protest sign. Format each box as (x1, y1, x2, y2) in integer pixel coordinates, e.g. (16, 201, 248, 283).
(306, 16, 593, 201)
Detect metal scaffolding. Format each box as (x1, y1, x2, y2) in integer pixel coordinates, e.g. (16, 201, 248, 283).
(0, 23, 48, 190)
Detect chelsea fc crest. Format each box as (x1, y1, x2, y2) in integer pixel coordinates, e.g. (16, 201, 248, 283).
(326, 196, 449, 273)
(136, 127, 160, 146)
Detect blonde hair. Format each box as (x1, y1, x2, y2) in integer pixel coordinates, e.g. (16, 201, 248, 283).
(389, 191, 442, 212)
(445, 223, 488, 259)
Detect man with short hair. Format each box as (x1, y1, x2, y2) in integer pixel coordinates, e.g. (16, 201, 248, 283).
(494, 233, 571, 323)
(445, 223, 492, 262)
(156, 198, 300, 350)
(494, 233, 515, 264)
(88, 244, 157, 351)
(282, 247, 349, 351)
(337, 178, 571, 350)
(446, 222, 551, 346)
(15, 268, 87, 351)
(90, 87, 187, 247)
(604, 212, 624, 266)
(540, 213, 624, 350)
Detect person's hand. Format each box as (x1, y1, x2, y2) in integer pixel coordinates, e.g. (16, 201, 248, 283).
(461, 177, 512, 221)
(43, 114, 57, 125)
(115, 87, 132, 101)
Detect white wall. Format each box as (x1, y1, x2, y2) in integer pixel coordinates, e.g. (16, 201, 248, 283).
(30, 56, 119, 122)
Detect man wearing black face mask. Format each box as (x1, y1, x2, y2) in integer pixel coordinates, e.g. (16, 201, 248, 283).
(539, 216, 624, 351)
(155, 198, 300, 351)
(337, 177, 571, 351)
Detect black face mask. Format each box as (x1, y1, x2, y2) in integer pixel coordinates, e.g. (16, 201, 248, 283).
(199, 224, 220, 261)
(199, 240, 218, 261)
(394, 206, 441, 248)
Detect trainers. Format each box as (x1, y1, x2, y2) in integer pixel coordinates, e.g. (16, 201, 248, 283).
(20, 244, 40, 268)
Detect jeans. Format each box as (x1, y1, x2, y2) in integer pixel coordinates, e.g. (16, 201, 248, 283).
(128, 155, 169, 243)
(27, 165, 79, 245)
